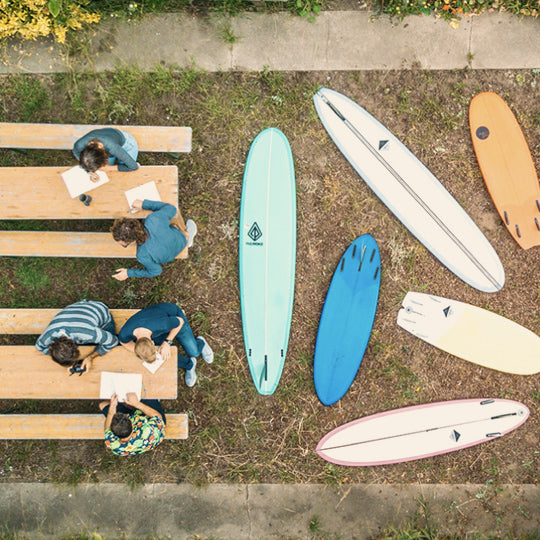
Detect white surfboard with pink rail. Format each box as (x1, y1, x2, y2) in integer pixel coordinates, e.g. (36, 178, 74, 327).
(316, 399, 528, 466)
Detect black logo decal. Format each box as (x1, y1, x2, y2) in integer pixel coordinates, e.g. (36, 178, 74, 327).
(248, 222, 262, 242)
(443, 306, 451, 318)
(378, 140, 389, 150)
(450, 430, 461, 443)
(476, 126, 489, 140)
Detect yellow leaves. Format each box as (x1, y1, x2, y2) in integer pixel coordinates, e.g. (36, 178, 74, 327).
(0, 0, 100, 42)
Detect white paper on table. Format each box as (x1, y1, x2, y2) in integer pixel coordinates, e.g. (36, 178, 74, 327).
(124, 181, 161, 212)
(143, 351, 165, 374)
(61, 166, 109, 198)
(99, 372, 142, 402)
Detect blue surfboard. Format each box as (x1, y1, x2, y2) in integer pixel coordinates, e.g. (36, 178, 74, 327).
(239, 128, 296, 395)
(314, 235, 381, 405)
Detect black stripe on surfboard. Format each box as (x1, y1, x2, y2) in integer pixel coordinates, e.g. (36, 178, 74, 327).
(319, 412, 519, 452)
(320, 93, 502, 292)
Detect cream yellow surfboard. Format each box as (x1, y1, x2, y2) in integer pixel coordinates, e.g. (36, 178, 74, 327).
(397, 292, 540, 375)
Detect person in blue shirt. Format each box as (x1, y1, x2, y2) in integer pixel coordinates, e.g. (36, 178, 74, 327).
(73, 128, 139, 179)
(118, 302, 213, 387)
(111, 199, 197, 280)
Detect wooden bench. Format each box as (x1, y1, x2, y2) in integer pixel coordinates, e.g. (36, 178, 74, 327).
(0, 308, 137, 334)
(0, 123, 192, 153)
(0, 165, 188, 258)
(0, 413, 188, 439)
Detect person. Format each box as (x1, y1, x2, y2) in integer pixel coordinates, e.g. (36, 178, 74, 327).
(99, 393, 165, 456)
(72, 128, 139, 181)
(118, 302, 213, 387)
(35, 300, 118, 372)
(110, 199, 197, 280)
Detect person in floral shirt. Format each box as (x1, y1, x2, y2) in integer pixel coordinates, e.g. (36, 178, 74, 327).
(99, 393, 165, 456)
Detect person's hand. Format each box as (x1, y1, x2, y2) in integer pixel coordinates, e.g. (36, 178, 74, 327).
(110, 393, 119, 411)
(80, 356, 93, 373)
(131, 199, 143, 210)
(88, 171, 100, 183)
(158, 341, 171, 361)
(125, 392, 139, 408)
(112, 268, 129, 281)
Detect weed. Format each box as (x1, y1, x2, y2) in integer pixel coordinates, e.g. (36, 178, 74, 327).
(309, 515, 321, 532)
(218, 21, 241, 45)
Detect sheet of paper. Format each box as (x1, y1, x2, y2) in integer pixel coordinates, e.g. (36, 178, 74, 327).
(61, 166, 109, 198)
(143, 351, 165, 374)
(99, 372, 142, 402)
(124, 181, 161, 212)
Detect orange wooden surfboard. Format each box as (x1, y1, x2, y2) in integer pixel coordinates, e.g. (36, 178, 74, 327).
(469, 92, 540, 250)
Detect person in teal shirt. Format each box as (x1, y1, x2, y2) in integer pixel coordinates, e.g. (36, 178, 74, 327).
(111, 199, 197, 280)
(73, 127, 139, 177)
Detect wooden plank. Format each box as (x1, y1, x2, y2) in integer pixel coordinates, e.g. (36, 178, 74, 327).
(0, 413, 188, 439)
(0, 165, 178, 219)
(0, 230, 188, 258)
(0, 123, 192, 153)
(0, 346, 178, 399)
(0, 309, 139, 334)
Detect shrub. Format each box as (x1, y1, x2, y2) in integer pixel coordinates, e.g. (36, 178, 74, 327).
(0, 0, 100, 43)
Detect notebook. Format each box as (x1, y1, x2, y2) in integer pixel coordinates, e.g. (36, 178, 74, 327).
(124, 181, 161, 212)
(61, 166, 109, 198)
(99, 372, 142, 402)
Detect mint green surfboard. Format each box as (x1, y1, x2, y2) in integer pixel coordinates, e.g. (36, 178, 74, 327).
(239, 128, 296, 395)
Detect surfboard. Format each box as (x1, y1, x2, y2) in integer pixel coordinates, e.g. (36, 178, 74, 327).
(314, 235, 380, 406)
(397, 291, 540, 375)
(469, 92, 540, 250)
(239, 128, 296, 395)
(313, 87, 505, 293)
(316, 399, 529, 466)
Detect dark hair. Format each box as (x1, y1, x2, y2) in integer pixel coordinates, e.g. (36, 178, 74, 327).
(49, 336, 80, 366)
(79, 138, 109, 172)
(111, 218, 149, 245)
(111, 413, 133, 439)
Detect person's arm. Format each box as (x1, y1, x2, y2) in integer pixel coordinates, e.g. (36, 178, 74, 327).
(125, 393, 163, 421)
(118, 326, 136, 352)
(158, 317, 184, 361)
(125, 255, 163, 279)
(142, 200, 177, 219)
(79, 350, 99, 372)
(119, 341, 136, 352)
(92, 327, 119, 356)
(35, 331, 50, 354)
(105, 141, 139, 172)
(104, 394, 119, 430)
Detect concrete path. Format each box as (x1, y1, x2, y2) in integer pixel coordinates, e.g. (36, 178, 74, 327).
(0, 483, 538, 538)
(1, 11, 539, 74)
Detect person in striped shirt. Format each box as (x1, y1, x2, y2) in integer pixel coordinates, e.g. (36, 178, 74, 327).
(35, 300, 118, 372)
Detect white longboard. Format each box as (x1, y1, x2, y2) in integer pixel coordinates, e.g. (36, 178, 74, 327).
(316, 399, 529, 466)
(313, 88, 505, 293)
(397, 292, 540, 375)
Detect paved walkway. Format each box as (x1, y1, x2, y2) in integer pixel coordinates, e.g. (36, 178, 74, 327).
(0, 483, 538, 538)
(1, 11, 539, 73)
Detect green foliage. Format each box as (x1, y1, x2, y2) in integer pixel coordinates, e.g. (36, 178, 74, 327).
(376, 0, 538, 23)
(0, 0, 100, 43)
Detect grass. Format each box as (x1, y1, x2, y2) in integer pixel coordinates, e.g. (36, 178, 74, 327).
(0, 66, 539, 493)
